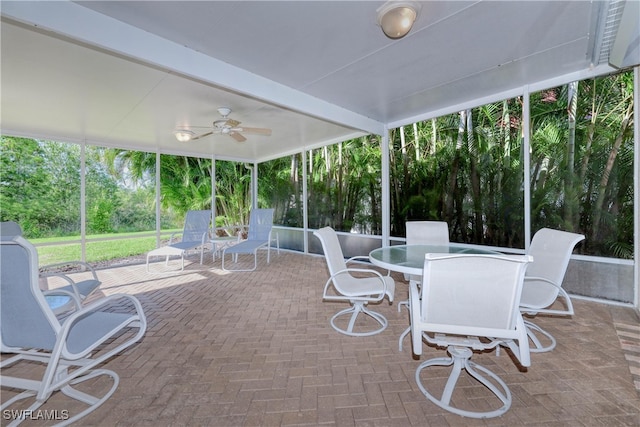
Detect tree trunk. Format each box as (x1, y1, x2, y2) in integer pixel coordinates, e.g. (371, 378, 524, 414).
(467, 110, 482, 242)
(413, 123, 419, 160)
(591, 101, 633, 241)
(431, 119, 437, 155)
(579, 80, 598, 183)
(446, 111, 466, 227)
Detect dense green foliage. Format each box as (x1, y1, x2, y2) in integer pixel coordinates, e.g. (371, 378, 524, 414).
(0, 139, 174, 237)
(389, 101, 526, 248)
(391, 72, 634, 257)
(0, 71, 634, 259)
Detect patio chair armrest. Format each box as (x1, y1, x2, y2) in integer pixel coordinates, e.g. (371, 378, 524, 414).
(521, 276, 574, 316)
(58, 293, 147, 360)
(40, 269, 87, 300)
(346, 256, 391, 276)
(40, 260, 99, 282)
(345, 255, 370, 264)
(322, 267, 387, 303)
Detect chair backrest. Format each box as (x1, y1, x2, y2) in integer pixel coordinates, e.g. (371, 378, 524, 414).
(247, 209, 274, 241)
(0, 221, 23, 239)
(406, 221, 449, 246)
(181, 210, 211, 242)
(420, 254, 532, 332)
(522, 228, 585, 308)
(313, 226, 348, 280)
(1, 234, 59, 351)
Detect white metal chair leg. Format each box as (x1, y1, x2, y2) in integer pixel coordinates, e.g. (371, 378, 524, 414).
(415, 346, 512, 419)
(524, 320, 557, 352)
(399, 326, 410, 351)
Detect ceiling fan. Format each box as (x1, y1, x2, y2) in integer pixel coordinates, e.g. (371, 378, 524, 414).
(174, 107, 272, 143)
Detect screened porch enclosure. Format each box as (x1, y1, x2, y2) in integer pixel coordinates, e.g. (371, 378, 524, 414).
(1, 1, 638, 310)
(3, 67, 637, 305)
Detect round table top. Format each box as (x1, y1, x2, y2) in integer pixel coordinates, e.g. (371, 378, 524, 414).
(369, 243, 500, 276)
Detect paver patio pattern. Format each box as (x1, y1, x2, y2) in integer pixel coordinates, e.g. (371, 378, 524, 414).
(3, 250, 640, 426)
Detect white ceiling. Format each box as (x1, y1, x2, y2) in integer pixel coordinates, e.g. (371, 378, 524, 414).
(0, 1, 634, 162)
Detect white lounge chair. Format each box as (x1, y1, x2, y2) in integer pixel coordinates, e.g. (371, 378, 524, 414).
(146, 210, 211, 272)
(410, 253, 532, 418)
(314, 226, 395, 337)
(222, 208, 275, 272)
(1, 230, 146, 426)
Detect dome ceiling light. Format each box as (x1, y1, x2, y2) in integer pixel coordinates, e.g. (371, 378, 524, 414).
(376, 1, 420, 39)
(174, 129, 195, 142)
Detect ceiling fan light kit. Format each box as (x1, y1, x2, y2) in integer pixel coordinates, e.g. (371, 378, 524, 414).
(174, 129, 195, 142)
(377, 1, 420, 39)
(217, 107, 232, 117)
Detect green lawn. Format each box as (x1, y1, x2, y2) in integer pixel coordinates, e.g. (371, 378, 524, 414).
(33, 230, 180, 266)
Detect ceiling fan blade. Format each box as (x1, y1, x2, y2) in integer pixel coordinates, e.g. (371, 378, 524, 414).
(191, 131, 214, 141)
(237, 127, 272, 136)
(229, 131, 246, 142)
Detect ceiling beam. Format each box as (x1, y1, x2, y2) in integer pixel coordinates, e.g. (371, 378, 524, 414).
(1, 0, 385, 136)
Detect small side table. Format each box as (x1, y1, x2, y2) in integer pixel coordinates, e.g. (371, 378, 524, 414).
(211, 236, 238, 262)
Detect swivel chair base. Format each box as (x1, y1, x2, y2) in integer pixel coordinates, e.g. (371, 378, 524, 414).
(524, 319, 557, 353)
(330, 301, 388, 337)
(415, 345, 511, 419)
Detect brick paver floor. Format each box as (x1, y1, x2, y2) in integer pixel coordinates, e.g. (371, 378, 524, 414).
(3, 250, 639, 426)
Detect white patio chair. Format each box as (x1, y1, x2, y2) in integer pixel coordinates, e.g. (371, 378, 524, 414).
(399, 221, 449, 311)
(397, 221, 449, 350)
(222, 208, 276, 272)
(314, 226, 395, 337)
(146, 210, 211, 272)
(520, 228, 585, 352)
(1, 232, 147, 426)
(0, 221, 101, 315)
(410, 253, 532, 419)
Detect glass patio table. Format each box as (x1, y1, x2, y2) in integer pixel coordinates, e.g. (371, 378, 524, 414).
(369, 244, 500, 276)
(370, 244, 502, 352)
